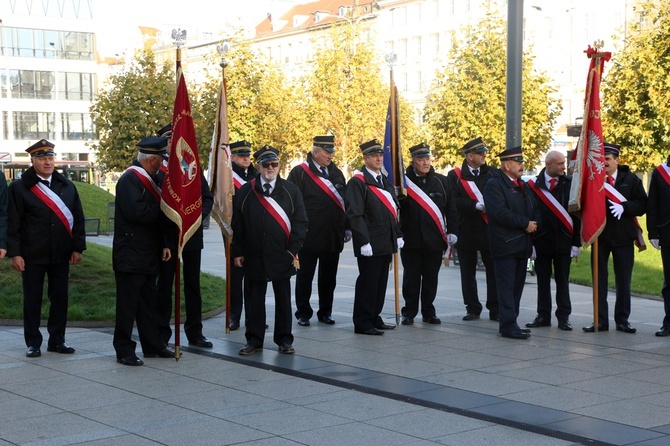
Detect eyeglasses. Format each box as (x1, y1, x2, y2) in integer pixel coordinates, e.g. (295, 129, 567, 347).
(261, 162, 279, 169)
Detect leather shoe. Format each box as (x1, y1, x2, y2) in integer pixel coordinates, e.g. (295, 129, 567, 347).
(318, 315, 335, 324)
(525, 316, 551, 328)
(354, 327, 384, 335)
(117, 355, 144, 366)
(239, 344, 263, 355)
(520, 328, 531, 334)
(229, 319, 240, 331)
(616, 322, 637, 334)
(188, 337, 213, 348)
(375, 322, 396, 330)
(582, 323, 609, 332)
(462, 313, 480, 321)
(26, 346, 41, 357)
(489, 314, 500, 321)
(401, 316, 414, 325)
(558, 320, 573, 331)
(501, 331, 530, 339)
(47, 343, 75, 354)
(655, 326, 670, 337)
(144, 347, 179, 358)
(297, 317, 310, 326)
(278, 343, 295, 354)
(422, 316, 441, 324)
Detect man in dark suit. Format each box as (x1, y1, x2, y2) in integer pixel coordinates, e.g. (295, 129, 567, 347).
(484, 146, 539, 340)
(446, 137, 499, 322)
(154, 124, 214, 348)
(228, 140, 258, 331)
(113, 137, 175, 366)
(400, 142, 458, 325)
(0, 170, 7, 261)
(287, 135, 348, 326)
(584, 143, 647, 333)
(7, 140, 86, 358)
(345, 139, 403, 335)
(525, 151, 581, 331)
(647, 154, 670, 336)
(232, 146, 308, 355)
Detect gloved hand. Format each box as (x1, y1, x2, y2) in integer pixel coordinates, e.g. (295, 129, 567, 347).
(475, 202, 485, 212)
(609, 202, 624, 220)
(447, 234, 458, 246)
(531, 246, 537, 261)
(360, 243, 373, 257)
(570, 246, 580, 258)
(397, 237, 405, 249)
(650, 239, 661, 250)
(343, 230, 352, 243)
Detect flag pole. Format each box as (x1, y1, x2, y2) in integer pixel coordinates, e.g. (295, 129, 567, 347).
(173, 37, 183, 361)
(389, 63, 401, 327)
(220, 58, 232, 335)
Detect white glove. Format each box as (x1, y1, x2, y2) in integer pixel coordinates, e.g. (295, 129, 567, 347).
(343, 230, 352, 243)
(475, 202, 485, 212)
(650, 239, 661, 250)
(609, 202, 624, 220)
(397, 237, 405, 249)
(531, 246, 537, 261)
(570, 246, 580, 258)
(447, 234, 458, 246)
(360, 243, 373, 257)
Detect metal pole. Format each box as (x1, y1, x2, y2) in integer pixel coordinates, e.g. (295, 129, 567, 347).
(506, 0, 524, 149)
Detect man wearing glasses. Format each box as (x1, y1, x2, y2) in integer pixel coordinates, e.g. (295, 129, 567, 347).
(232, 146, 308, 355)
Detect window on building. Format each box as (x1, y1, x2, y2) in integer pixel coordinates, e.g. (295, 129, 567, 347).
(1, 27, 94, 60)
(398, 38, 407, 60)
(13, 111, 55, 140)
(413, 36, 422, 57)
(57, 72, 95, 100)
(2, 111, 7, 140)
(8, 69, 55, 99)
(61, 113, 96, 140)
(431, 33, 440, 56)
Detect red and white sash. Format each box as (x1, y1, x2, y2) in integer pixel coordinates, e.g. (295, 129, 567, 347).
(300, 162, 344, 211)
(250, 179, 291, 243)
(233, 171, 246, 189)
(453, 167, 488, 224)
(353, 173, 397, 220)
(126, 166, 161, 202)
(30, 182, 74, 237)
(527, 177, 573, 235)
(604, 182, 646, 251)
(657, 163, 670, 186)
(404, 175, 447, 244)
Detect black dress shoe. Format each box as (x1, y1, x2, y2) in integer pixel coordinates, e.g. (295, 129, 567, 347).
(525, 316, 551, 328)
(656, 326, 670, 337)
(558, 320, 573, 331)
(489, 314, 500, 322)
(117, 355, 144, 366)
(229, 320, 240, 331)
(188, 337, 213, 348)
(462, 313, 480, 321)
(354, 327, 384, 335)
(47, 343, 75, 354)
(317, 315, 335, 325)
(401, 316, 414, 325)
(26, 346, 41, 358)
(583, 323, 609, 332)
(520, 328, 531, 334)
(144, 348, 179, 358)
(422, 316, 441, 324)
(297, 317, 310, 326)
(616, 322, 637, 334)
(239, 344, 263, 355)
(375, 322, 396, 330)
(278, 343, 295, 354)
(501, 331, 530, 339)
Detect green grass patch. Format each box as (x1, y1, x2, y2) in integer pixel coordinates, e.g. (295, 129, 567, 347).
(569, 215, 663, 298)
(0, 243, 226, 321)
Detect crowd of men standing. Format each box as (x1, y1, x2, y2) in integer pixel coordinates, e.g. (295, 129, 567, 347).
(2, 134, 669, 363)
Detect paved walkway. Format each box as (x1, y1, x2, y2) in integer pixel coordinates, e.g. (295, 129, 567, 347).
(1, 227, 669, 445)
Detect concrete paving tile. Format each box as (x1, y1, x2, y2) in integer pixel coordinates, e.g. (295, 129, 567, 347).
(3, 373, 91, 398)
(235, 375, 346, 401)
(304, 391, 423, 421)
(0, 361, 70, 385)
(559, 356, 660, 376)
(375, 342, 464, 360)
(227, 405, 350, 436)
(71, 434, 162, 445)
(0, 395, 62, 422)
(470, 400, 579, 426)
(231, 438, 305, 446)
(1, 411, 122, 445)
(618, 366, 670, 386)
(410, 386, 505, 410)
(564, 375, 669, 399)
(496, 363, 602, 386)
(286, 420, 422, 446)
(636, 391, 670, 409)
(570, 398, 670, 429)
(365, 408, 495, 439)
(428, 350, 520, 369)
(504, 385, 618, 411)
(159, 387, 271, 413)
(352, 374, 443, 395)
(627, 435, 670, 446)
(139, 415, 272, 445)
(189, 364, 291, 388)
(361, 357, 465, 378)
(433, 424, 576, 446)
(544, 415, 666, 445)
(420, 369, 546, 396)
(303, 363, 386, 383)
(35, 382, 144, 411)
(209, 401, 293, 419)
(479, 343, 568, 361)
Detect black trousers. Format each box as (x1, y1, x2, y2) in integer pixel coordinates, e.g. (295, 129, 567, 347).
(294, 251, 339, 320)
(22, 262, 70, 348)
(662, 246, 670, 328)
(156, 249, 205, 343)
(594, 242, 634, 325)
(229, 261, 246, 323)
(400, 248, 442, 319)
(113, 272, 166, 359)
(353, 254, 392, 331)
(493, 256, 528, 334)
(245, 278, 293, 348)
(534, 252, 572, 321)
(458, 248, 498, 316)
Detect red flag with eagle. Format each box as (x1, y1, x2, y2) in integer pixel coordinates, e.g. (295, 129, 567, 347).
(161, 63, 202, 258)
(568, 46, 611, 247)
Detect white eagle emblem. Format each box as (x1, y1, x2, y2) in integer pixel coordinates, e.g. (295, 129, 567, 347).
(585, 130, 605, 180)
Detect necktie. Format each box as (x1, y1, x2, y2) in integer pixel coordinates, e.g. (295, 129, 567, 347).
(263, 183, 272, 196)
(40, 179, 50, 188)
(376, 174, 383, 186)
(549, 178, 557, 191)
(607, 176, 614, 187)
(321, 166, 329, 179)
(473, 168, 479, 177)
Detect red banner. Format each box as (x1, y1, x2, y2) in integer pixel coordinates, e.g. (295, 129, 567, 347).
(161, 65, 203, 257)
(568, 46, 611, 247)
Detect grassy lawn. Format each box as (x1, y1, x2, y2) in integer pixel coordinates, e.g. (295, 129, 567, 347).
(569, 215, 663, 298)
